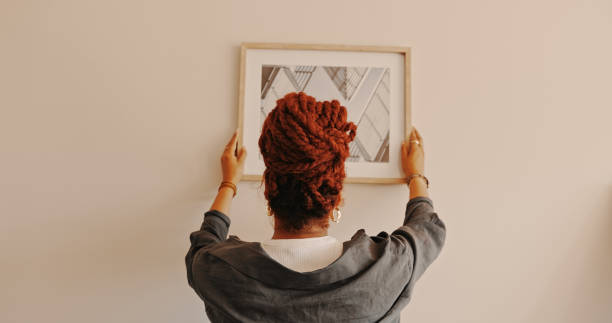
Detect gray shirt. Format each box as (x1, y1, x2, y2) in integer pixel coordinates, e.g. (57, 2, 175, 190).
(185, 196, 446, 322)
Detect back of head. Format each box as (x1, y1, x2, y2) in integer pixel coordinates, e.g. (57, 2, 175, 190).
(258, 91, 357, 232)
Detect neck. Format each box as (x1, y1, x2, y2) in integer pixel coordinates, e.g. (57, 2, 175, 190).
(272, 228, 328, 239)
(271, 216, 329, 239)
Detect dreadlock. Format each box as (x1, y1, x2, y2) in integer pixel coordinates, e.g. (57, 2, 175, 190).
(258, 91, 357, 231)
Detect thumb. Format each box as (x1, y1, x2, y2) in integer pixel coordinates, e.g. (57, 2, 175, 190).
(237, 147, 247, 163)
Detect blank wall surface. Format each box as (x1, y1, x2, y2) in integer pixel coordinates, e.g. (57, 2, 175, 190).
(1, 1, 611, 322)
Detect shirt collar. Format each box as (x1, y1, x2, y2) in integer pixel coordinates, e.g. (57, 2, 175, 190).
(207, 229, 379, 290)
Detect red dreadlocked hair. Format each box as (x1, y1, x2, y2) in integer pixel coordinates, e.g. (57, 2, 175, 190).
(258, 91, 357, 231)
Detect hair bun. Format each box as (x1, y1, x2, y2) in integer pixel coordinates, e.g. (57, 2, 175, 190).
(260, 92, 356, 177)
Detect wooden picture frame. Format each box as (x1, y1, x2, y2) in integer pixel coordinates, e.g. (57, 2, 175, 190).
(238, 42, 411, 184)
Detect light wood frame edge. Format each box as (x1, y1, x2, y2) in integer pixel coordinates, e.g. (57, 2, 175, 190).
(237, 42, 411, 185)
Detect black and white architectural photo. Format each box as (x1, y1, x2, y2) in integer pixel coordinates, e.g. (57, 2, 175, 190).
(260, 65, 391, 163)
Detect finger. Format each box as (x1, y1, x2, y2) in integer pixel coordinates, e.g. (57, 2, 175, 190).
(414, 127, 422, 141)
(404, 139, 414, 155)
(414, 128, 423, 146)
(409, 127, 417, 141)
(225, 130, 239, 153)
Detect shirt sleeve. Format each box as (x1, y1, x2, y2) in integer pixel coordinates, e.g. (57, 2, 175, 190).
(185, 209, 231, 291)
(391, 196, 446, 297)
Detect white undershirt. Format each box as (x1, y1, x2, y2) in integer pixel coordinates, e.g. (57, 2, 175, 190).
(260, 236, 343, 273)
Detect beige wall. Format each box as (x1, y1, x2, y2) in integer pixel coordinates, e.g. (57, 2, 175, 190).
(1, 1, 611, 322)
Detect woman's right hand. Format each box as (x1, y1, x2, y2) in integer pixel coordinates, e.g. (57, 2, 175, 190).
(401, 127, 425, 177)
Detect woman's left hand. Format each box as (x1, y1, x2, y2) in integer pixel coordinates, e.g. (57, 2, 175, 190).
(221, 130, 247, 184)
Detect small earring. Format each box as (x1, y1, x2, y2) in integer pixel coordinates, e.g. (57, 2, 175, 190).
(331, 207, 342, 223)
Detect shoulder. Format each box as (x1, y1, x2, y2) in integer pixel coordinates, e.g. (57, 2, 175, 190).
(191, 236, 250, 264)
(344, 228, 415, 261)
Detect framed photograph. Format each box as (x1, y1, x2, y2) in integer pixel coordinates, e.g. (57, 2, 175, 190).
(238, 42, 411, 184)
